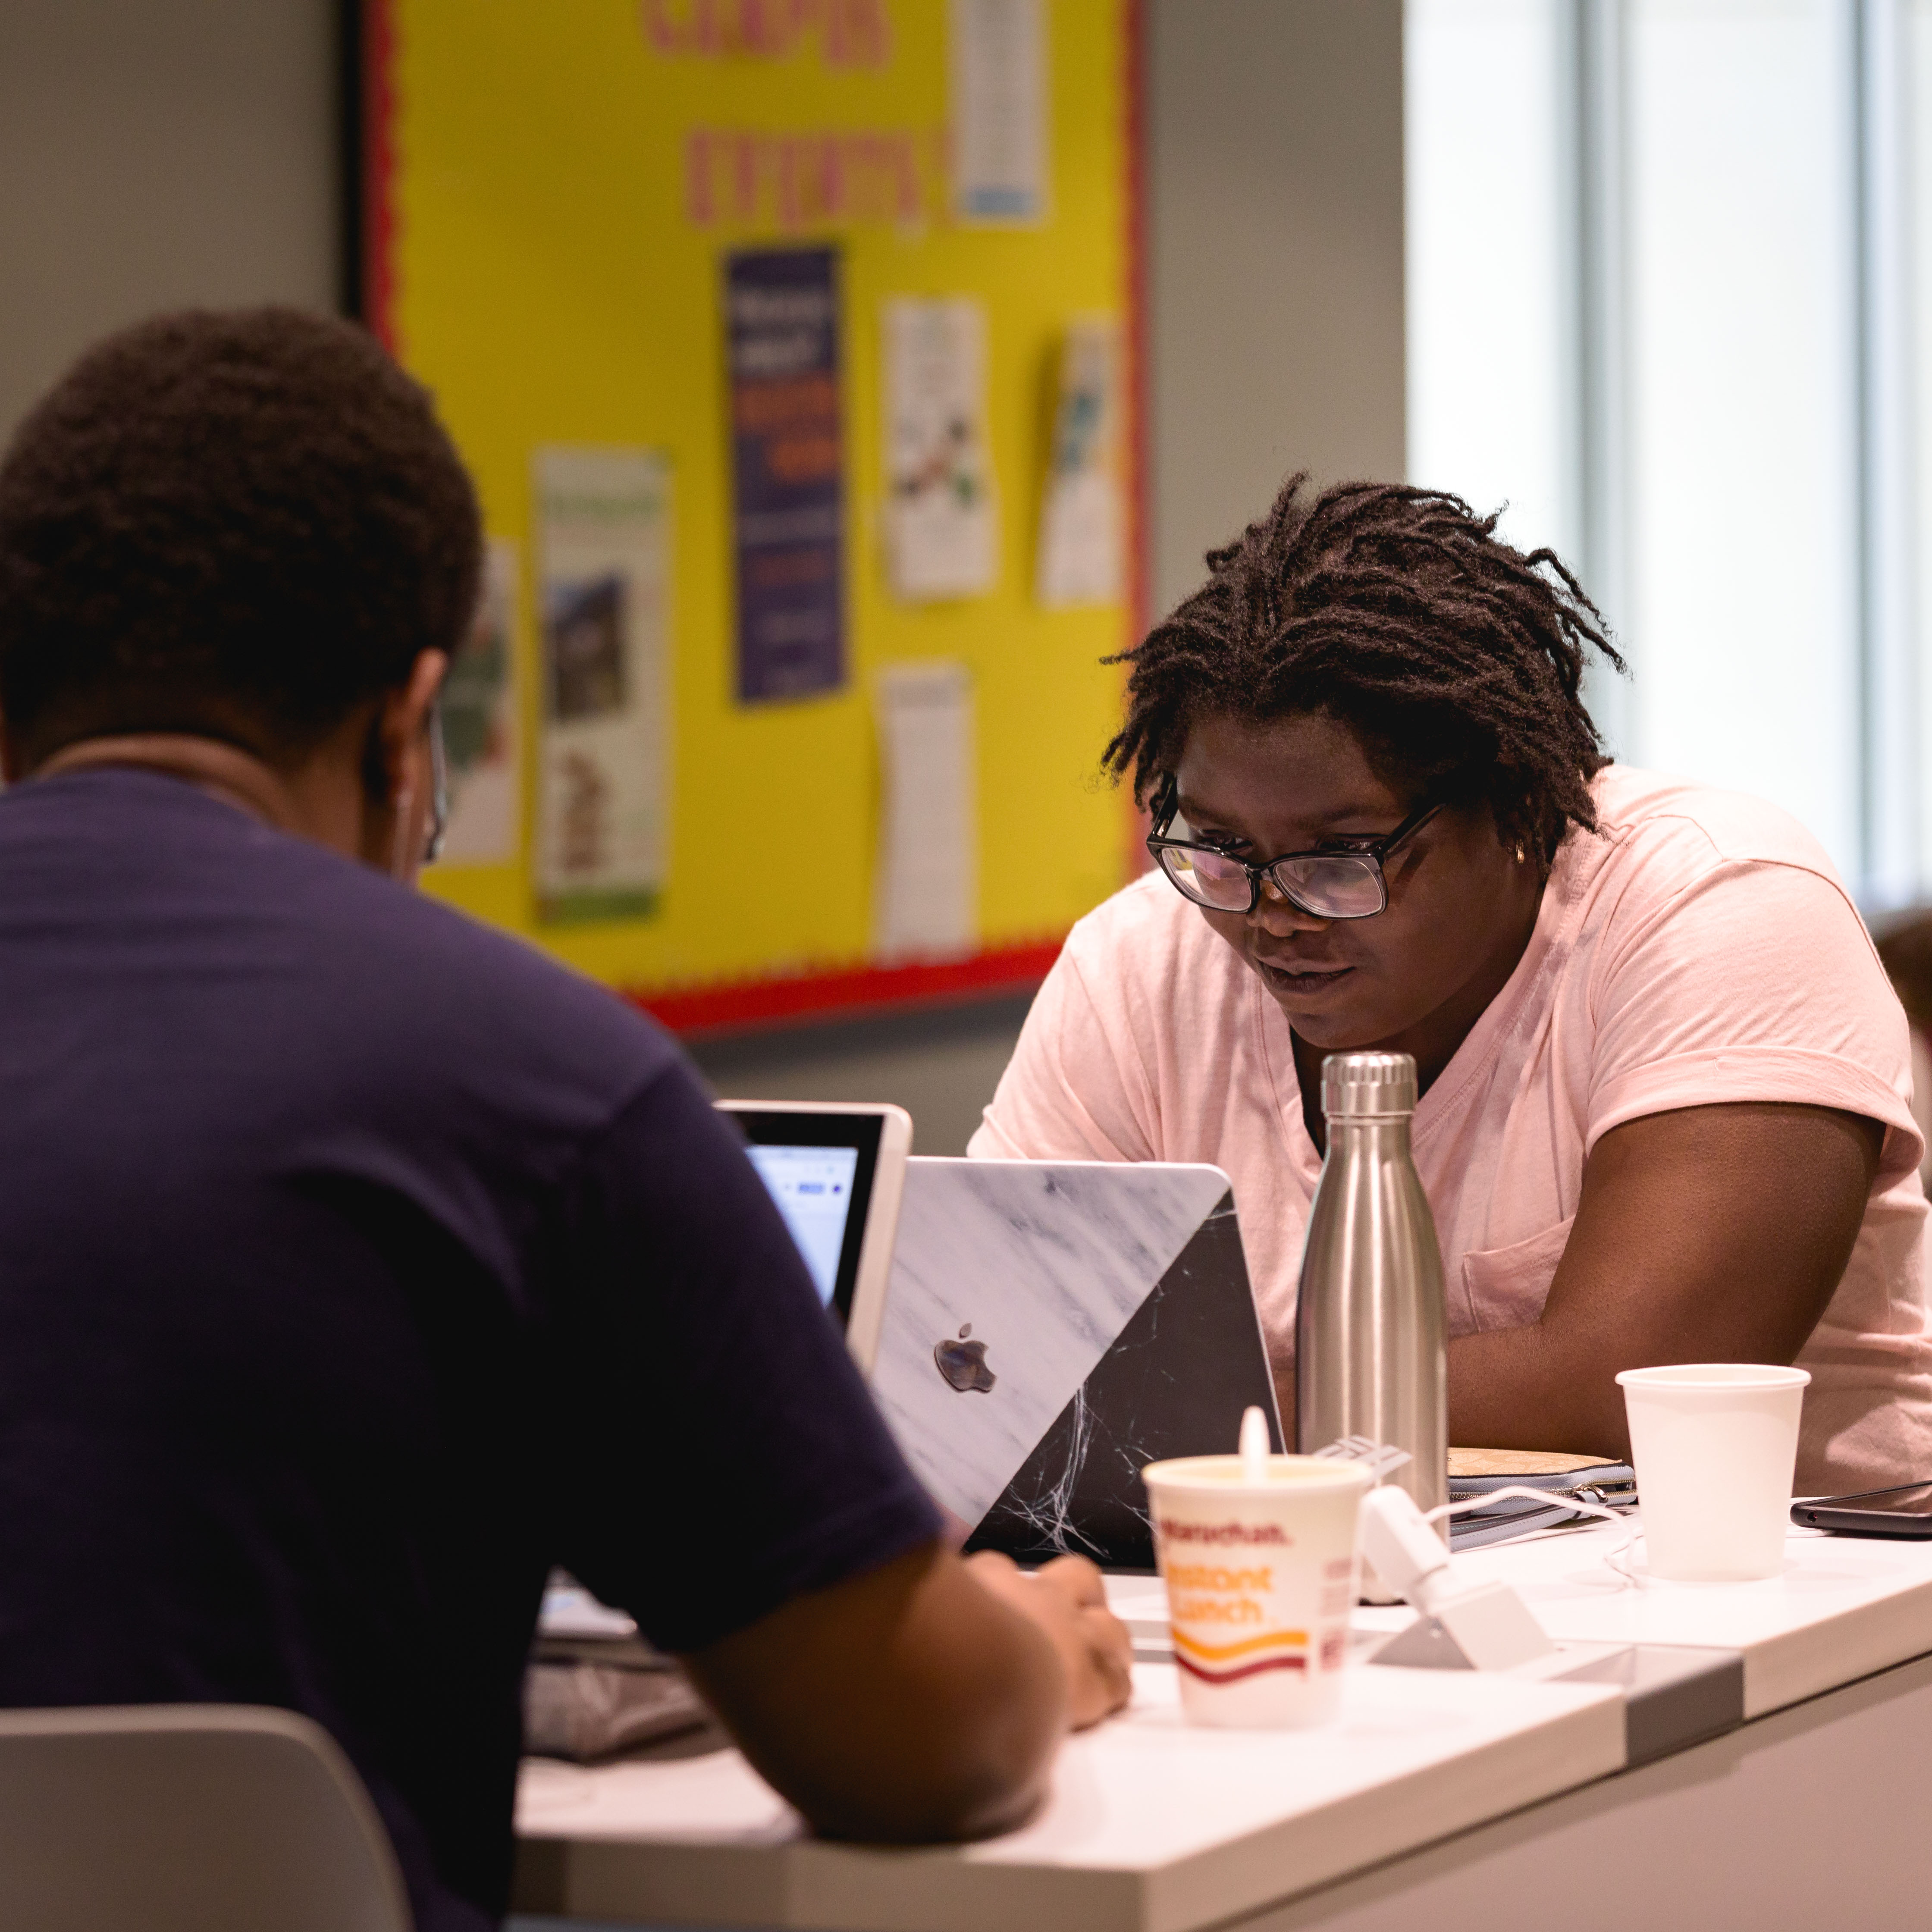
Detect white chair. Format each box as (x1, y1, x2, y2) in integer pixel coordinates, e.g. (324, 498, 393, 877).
(0, 1703, 411, 1932)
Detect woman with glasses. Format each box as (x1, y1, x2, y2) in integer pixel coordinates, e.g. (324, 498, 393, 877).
(973, 475, 1932, 1495)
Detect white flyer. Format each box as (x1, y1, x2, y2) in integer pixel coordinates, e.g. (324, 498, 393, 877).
(1036, 317, 1124, 607)
(873, 660, 978, 959)
(436, 537, 522, 865)
(885, 297, 997, 600)
(950, 0, 1047, 225)
(533, 446, 671, 924)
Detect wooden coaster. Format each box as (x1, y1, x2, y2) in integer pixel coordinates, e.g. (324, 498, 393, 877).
(1448, 1446, 1622, 1478)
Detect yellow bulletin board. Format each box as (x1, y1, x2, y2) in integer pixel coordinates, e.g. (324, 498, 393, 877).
(363, 0, 1141, 1029)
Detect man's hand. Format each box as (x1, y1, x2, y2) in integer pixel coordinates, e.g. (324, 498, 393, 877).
(683, 1540, 1130, 1845)
(966, 1552, 1134, 1728)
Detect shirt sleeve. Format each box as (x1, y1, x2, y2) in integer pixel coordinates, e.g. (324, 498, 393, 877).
(1586, 856, 1924, 1186)
(544, 1060, 940, 1655)
(969, 941, 1159, 1162)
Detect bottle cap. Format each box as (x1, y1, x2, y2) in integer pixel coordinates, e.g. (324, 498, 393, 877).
(1321, 1051, 1417, 1119)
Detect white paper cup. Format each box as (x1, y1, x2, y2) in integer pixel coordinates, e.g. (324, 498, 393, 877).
(1616, 1363, 1810, 1581)
(1142, 1454, 1371, 1728)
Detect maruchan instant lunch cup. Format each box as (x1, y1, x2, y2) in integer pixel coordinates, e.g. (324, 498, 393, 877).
(1142, 1454, 1372, 1728)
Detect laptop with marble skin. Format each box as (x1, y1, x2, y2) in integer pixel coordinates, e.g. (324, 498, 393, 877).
(869, 1158, 1283, 1572)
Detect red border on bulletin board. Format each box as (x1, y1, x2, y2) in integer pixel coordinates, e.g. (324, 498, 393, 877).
(629, 936, 1064, 1038)
(1121, 0, 1153, 882)
(357, 0, 1142, 1038)
(360, 0, 399, 351)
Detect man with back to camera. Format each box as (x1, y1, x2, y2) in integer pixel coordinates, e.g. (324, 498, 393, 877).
(0, 308, 1131, 1932)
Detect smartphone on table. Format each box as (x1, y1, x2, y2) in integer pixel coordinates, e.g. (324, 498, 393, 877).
(1791, 1481, 1932, 1538)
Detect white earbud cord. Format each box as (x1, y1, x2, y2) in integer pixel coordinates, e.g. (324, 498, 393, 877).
(388, 784, 416, 881)
(1422, 1485, 1643, 1583)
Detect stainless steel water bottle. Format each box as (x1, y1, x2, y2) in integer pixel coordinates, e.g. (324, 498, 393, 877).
(1294, 1051, 1448, 1531)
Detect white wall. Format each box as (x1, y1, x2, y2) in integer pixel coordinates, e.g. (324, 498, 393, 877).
(0, 0, 338, 444)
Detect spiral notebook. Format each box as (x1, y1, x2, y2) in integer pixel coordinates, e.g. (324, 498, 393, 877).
(1447, 1447, 1637, 1549)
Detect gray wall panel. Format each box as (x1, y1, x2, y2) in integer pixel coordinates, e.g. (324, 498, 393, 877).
(1145, 0, 1407, 618)
(0, 0, 338, 443)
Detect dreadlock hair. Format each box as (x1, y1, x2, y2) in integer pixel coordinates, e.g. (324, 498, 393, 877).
(1104, 474, 1626, 867)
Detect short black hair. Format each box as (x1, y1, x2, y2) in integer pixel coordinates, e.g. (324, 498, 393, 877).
(1104, 474, 1625, 866)
(0, 306, 481, 768)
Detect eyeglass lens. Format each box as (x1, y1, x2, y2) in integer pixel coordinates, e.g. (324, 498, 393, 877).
(1157, 844, 1387, 918)
(1156, 843, 1251, 909)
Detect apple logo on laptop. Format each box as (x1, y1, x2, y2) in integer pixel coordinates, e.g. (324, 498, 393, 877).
(934, 1323, 997, 1394)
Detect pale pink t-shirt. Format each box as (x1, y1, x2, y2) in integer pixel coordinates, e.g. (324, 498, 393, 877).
(971, 765, 1932, 1495)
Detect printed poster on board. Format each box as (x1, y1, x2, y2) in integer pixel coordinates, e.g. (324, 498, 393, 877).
(950, 0, 1046, 223)
(884, 297, 997, 601)
(533, 446, 671, 924)
(873, 660, 978, 960)
(436, 537, 522, 864)
(1036, 319, 1123, 607)
(728, 246, 847, 703)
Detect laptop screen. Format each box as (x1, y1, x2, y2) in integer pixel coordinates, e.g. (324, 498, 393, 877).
(718, 1107, 885, 1330)
(743, 1143, 860, 1306)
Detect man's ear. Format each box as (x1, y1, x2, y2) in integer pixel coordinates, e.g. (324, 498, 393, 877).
(370, 649, 450, 809)
(358, 649, 449, 881)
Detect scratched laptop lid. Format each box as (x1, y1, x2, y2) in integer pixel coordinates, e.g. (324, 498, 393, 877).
(872, 1159, 1282, 1571)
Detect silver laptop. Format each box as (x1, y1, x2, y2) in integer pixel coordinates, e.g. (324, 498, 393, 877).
(713, 1100, 912, 1373)
(871, 1158, 1283, 1571)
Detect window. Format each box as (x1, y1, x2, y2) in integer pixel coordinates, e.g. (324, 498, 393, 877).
(1407, 0, 1929, 902)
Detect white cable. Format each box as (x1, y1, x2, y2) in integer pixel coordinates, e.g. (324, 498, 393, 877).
(1422, 1484, 1627, 1529)
(1423, 1484, 1641, 1581)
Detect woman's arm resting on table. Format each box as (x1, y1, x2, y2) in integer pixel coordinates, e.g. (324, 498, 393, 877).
(682, 1544, 1132, 1844)
(1448, 1101, 1884, 1458)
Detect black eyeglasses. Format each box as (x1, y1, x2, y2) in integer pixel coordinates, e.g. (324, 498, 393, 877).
(1145, 778, 1442, 919)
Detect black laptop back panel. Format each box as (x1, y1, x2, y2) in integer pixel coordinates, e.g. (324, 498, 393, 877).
(963, 1192, 1283, 1572)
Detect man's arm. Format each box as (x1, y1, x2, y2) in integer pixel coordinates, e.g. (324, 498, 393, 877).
(1447, 1101, 1882, 1456)
(682, 1545, 1132, 1843)
(550, 1064, 1129, 1841)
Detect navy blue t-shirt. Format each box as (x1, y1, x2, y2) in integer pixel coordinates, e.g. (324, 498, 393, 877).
(0, 769, 939, 1932)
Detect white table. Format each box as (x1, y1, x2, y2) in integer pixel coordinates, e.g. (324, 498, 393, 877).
(511, 1521, 1932, 1931)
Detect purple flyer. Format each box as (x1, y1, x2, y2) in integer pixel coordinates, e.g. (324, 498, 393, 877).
(726, 246, 846, 703)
